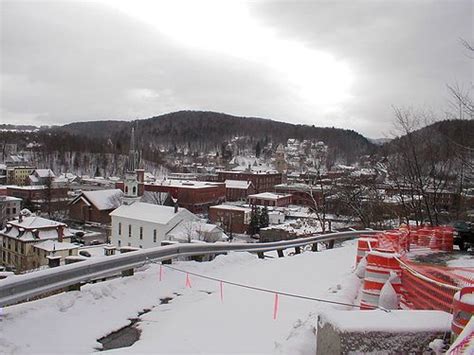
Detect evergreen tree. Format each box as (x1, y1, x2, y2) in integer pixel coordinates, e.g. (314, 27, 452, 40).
(255, 141, 261, 158)
(249, 206, 261, 235)
(260, 206, 269, 228)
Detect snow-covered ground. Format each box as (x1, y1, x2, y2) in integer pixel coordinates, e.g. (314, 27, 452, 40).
(0, 241, 361, 354)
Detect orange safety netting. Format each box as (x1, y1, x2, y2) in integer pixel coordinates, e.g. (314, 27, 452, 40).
(399, 258, 474, 313)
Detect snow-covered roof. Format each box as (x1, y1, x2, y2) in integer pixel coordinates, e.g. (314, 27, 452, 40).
(148, 180, 222, 189)
(110, 202, 196, 225)
(81, 189, 123, 210)
(1, 216, 72, 241)
(8, 216, 66, 229)
(209, 204, 252, 213)
(225, 180, 252, 189)
(34, 240, 78, 252)
(167, 221, 223, 242)
(248, 192, 292, 201)
(34, 169, 56, 178)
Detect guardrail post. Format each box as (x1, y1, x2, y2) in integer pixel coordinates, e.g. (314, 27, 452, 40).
(67, 283, 81, 292)
(122, 268, 134, 277)
(257, 252, 265, 259)
(312, 243, 318, 252)
(327, 240, 335, 249)
(294, 246, 301, 254)
(162, 259, 172, 265)
(277, 249, 284, 258)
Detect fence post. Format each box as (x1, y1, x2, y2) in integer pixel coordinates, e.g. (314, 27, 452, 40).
(327, 240, 335, 249)
(277, 249, 284, 258)
(294, 246, 301, 254)
(257, 252, 265, 259)
(312, 243, 318, 252)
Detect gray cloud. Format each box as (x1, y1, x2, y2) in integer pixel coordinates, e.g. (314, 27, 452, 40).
(1, 0, 472, 137)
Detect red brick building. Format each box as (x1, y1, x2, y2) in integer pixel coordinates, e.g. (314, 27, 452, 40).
(69, 189, 123, 224)
(274, 183, 323, 207)
(208, 205, 252, 234)
(120, 180, 226, 214)
(225, 180, 255, 202)
(7, 186, 69, 213)
(248, 192, 292, 207)
(217, 171, 282, 193)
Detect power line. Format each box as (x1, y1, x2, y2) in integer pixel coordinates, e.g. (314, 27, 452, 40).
(148, 260, 388, 312)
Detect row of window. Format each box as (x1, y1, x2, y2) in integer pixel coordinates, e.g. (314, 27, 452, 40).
(117, 223, 158, 242)
(2, 237, 25, 254)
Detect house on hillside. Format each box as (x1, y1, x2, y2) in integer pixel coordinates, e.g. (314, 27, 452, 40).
(69, 189, 123, 224)
(0, 216, 75, 272)
(109, 202, 199, 249)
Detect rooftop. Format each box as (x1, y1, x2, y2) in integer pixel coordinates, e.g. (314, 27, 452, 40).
(248, 192, 292, 200)
(110, 202, 195, 224)
(34, 240, 78, 252)
(209, 204, 252, 212)
(225, 180, 252, 189)
(148, 179, 223, 189)
(81, 189, 123, 210)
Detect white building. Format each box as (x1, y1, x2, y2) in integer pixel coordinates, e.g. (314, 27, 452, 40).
(109, 202, 199, 249)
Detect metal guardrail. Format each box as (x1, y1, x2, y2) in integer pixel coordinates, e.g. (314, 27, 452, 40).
(0, 230, 378, 307)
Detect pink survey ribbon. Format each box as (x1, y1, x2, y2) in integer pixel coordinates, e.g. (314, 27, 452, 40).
(220, 281, 224, 302)
(273, 293, 279, 320)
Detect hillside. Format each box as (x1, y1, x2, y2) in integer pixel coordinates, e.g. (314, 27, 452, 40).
(56, 110, 376, 163)
(382, 119, 474, 157)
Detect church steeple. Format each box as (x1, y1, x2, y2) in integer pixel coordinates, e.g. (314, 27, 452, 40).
(127, 126, 139, 173)
(123, 125, 140, 205)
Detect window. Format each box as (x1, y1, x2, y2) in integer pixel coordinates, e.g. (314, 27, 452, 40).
(69, 250, 73, 256)
(128, 224, 132, 237)
(127, 242, 131, 246)
(6, 208, 10, 214)
(118, 222, 122, 235)
(133, 186, 136, 194)
(140, 227, 143, 240)
(153, 229, 157, 243)
(118, 240, 121, 247)
(12, 208, 16, 214)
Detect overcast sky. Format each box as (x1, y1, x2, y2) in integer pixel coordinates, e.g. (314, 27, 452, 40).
(1, 0, 472, 137)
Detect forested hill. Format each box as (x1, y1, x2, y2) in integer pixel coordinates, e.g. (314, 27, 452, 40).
(381, 119, 474, 157)
(56, 110, 376, 163)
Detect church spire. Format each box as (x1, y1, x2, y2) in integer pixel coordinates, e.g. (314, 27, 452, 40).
(127, 126, 139, 173)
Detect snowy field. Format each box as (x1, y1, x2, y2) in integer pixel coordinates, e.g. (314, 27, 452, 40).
(0, 242, 361, 354)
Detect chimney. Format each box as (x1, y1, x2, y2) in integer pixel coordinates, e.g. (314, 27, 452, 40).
(174, 202, 179, 214)
(57, 225, 64, 242)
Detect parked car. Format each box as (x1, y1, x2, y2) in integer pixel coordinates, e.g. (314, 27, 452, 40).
(452, 221, 474, 251)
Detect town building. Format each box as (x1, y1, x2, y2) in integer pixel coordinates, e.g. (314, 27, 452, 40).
(28, 169, 56, 185)
(109, 202, 199, 249)
(248, 192, 293, 207)
(225, 179, 255, 201)
(142, 180, 225, 214)
(208, 204, 252, 234)
(217, 170, 282, 193)
(275, 183, 323, 207)
(0, 196, 22, 227)
(0, 216, 74, 272)
(6, 166, 35, 186)
(7, 185, 69, 213)
(69, 189, 123, 224)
